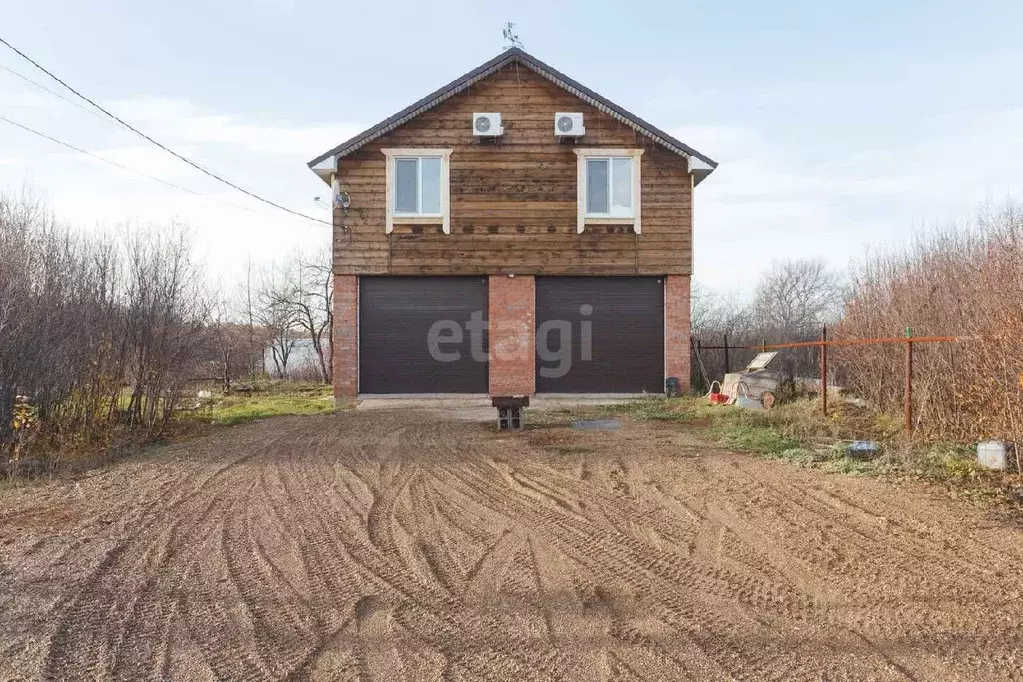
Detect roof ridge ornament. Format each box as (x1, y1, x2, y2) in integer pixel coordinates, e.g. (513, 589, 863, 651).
(502, 22, 523, 50)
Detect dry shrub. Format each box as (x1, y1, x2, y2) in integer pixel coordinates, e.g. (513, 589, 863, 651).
(836, 202, 1023, 442)
(1, 190, 210, 467)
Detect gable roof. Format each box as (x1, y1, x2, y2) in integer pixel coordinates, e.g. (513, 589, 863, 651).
(308, 47, 718, 184)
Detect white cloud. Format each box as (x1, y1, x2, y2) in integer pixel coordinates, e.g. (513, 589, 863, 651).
(107, 95, 364, 158)
(676, 109, 1023, 294)
(672, 124, 754, 161)
(76, 144, 202, 180)
(0, 90, 48, 108)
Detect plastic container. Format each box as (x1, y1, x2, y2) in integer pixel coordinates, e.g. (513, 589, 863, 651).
(846, 441, 881, 460)
(977, 441, 1010, 471)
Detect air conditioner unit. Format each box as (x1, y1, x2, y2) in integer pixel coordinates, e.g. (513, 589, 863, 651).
(555, 112, 585, 137)
(472, 112, 503, 137)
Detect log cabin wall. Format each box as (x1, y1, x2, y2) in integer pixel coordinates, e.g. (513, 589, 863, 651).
(332, 63, 693, 276)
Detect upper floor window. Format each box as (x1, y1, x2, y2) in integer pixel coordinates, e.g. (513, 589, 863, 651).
(383, 149, 452, 234)
(574, 148, 644, 234)
(395, 156, 441, 215)
(586, 157, 633, 217)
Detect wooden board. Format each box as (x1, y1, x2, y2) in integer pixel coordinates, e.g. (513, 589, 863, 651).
(333, 64, 694, 276)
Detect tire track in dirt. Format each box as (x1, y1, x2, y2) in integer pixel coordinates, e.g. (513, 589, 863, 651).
(39, 420, 319, 680)
(424, 451, 801, 679)
(3, 410, 1023, 680)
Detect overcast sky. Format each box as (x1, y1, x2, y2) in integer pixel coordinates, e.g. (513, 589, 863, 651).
(2, 0, 1022, 296)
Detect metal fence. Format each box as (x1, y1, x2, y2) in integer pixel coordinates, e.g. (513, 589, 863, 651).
(692, 327, 973, 434)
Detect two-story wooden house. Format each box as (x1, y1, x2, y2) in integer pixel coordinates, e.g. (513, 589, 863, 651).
(308, 48, 716, 403)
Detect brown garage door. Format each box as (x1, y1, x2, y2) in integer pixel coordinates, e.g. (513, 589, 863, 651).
(359, 277, 488, 394)
(535, 277, 663, 393)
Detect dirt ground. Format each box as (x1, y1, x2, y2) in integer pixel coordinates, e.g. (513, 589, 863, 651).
(2, 410, 1022, 681)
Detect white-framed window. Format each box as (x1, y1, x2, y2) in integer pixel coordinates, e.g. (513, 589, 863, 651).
(573, 148, 644, 234)
(382, 148, 452, 234)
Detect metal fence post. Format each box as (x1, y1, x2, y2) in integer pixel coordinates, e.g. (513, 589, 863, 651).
(820, 325, 828, 416)
(904, 327, 913, 435)
(723, 333, 730, 374)
(695, 338, 705, 391)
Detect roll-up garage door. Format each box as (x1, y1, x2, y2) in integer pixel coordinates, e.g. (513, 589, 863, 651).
(535, 277, 663, 393)
(359, 277, 488, 393)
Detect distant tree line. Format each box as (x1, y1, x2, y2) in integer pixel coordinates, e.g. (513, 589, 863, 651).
(690, 258, 842, 389)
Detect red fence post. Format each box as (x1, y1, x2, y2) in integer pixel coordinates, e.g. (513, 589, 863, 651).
(820, 325, 828, 417)
(904, 327, 914, 435)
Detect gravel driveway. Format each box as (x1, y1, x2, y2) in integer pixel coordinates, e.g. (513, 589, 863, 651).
(1, 409, 1022, 680)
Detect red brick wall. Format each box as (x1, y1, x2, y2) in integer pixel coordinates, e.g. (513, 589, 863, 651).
(488, 275, 535, 396)
(335, 273, 687, 400)
(664, 275, 692, 393)
(333, 274, 359, 404)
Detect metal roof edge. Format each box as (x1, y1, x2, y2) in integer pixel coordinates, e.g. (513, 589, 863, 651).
(307, 47, 718, 175)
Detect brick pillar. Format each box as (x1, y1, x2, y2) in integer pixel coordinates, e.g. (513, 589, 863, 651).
(664, 275, 692, 393)
(333, 274, 358, 405)
(488, 275, 535, 396)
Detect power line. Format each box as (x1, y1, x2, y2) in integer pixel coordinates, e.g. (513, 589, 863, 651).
(0, 113, 262, 215)
(0, 63, 117, 126)
(0, 64, 272, 218)
(0, 35, 330, 226)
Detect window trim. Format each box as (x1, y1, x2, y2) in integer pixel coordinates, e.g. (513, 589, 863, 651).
(382, 148, 452, 234)
(573, 148, 644, 234)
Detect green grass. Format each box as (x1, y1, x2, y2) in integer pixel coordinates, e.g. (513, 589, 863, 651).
(191, 383, 336, 426)
(600, 399, 695, 423)
(715, 420, 799, 455)
(591, 395, 1009, 495)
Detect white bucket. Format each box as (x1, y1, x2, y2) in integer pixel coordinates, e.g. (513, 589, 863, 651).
(977, 441, 1010, 471)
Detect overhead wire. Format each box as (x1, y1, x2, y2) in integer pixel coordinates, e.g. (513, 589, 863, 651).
(0, 35, 330, 226)
(0, 63, 119, 126)
(0, 113, 258, 214)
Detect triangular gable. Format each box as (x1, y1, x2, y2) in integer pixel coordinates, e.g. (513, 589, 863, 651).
(308, 48, 717, 184)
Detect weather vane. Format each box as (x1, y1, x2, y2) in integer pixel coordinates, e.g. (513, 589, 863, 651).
(503, 22, 523, 50)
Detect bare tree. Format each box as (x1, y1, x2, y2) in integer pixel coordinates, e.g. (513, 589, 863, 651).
(266, 248, 333, 383)
(256, 265, 301, 379)
(690, 261, 840, 387)
(688, 285, 759, 387)
(243, 257, 260, 376)
(209, 295, 235, 391)
(305, 248, 334, 383)
(752, 259, 841, 336)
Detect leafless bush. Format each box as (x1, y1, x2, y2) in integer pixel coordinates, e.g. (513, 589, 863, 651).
(836, 202, 1023, 441)
(121, 228, 210, 432)
(0, 190, 210, 464)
